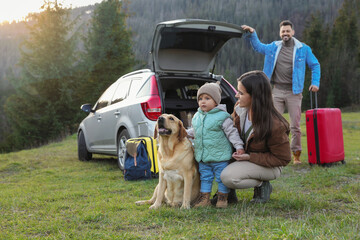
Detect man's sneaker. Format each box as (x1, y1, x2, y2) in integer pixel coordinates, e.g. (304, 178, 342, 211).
(293, 150, 302, 164)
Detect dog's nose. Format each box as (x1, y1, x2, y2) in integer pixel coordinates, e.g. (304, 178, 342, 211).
(158, 116, 164, 123)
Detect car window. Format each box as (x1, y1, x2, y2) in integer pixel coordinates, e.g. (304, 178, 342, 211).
(95, 82, 118, 111)
(160, 28, 225, 53)
(128, 78, 143, 97)
(111, 79, 131, 104)
(136, 77, 151, 98)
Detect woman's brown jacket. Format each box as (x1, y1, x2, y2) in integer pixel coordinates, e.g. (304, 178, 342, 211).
(232, 106, 291, 168)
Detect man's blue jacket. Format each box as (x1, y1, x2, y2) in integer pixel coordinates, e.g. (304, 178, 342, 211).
(246, 31, 320, 94)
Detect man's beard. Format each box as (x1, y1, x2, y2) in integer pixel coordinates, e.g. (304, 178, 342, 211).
(282, 35, 292, 42)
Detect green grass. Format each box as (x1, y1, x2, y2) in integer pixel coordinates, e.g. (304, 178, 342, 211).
(1, 112, 359, 239)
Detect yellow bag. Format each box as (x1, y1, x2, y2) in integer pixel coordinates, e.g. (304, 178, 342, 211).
(126, 137, 159, 176)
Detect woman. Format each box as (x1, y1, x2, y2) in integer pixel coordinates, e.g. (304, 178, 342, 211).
(220, 70, 291, 203)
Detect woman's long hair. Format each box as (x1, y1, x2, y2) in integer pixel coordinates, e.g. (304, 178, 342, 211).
(238, 70, 289, 141)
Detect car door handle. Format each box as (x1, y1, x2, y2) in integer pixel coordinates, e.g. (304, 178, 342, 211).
(114, 111, 120, 118)
(97, 116, 102, 122)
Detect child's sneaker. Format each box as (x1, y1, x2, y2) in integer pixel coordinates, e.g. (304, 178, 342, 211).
(194, 192, 211, 207)
(215, 192, 228, 208)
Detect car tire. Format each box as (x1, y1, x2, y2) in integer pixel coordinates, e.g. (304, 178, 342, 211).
(78, 131, 92, 161)
(117, 129, 130, 171)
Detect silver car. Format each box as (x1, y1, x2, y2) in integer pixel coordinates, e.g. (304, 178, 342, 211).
(77, 19, 244, 170)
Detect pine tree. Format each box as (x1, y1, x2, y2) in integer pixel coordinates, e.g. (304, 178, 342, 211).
(4, 0, 80, 150)
(302, 14, 329, 109)
(19, 1, 77, 84)
(302, 0, 360, 108)
(79, 0, 135, 105)
(327, 0, 359, 107)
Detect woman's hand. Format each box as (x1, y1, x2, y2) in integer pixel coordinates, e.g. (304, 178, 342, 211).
(232, 152, 250, 161)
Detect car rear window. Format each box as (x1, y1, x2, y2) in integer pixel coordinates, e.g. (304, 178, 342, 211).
(159, 28, 233, 53)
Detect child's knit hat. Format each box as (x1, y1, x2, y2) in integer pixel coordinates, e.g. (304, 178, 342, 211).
(197, 81, 222, 105)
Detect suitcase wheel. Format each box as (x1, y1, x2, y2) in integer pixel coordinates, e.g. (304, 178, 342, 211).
(322, 163, 333, 167)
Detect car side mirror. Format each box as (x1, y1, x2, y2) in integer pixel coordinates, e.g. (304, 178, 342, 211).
(80, 104, 94, 113)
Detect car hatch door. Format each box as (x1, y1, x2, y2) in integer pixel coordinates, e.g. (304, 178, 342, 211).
(151, 19, 243, 77)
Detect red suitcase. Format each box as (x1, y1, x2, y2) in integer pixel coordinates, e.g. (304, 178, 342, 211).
(305, 92, 345, 166)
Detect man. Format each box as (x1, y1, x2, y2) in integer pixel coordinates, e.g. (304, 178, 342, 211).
(242, 20, 320, 164)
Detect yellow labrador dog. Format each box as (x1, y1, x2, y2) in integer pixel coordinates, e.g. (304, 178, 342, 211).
(135, 114, 200, 209)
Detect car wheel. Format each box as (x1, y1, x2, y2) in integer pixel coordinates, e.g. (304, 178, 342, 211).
(117, 129, 130, 171)
(78, 131, 92, 161)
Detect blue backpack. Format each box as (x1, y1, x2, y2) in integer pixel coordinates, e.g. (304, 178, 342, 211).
(124, 139, 152, 181)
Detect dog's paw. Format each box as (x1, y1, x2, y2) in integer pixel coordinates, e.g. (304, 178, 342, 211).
(169, 202, 182, 208)
(135, 200, 146, 205)
(180, 204, 191, 210)
(149, 204, 161, 210)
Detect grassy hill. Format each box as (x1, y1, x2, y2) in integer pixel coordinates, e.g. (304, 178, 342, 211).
(0, 112, 359, 239)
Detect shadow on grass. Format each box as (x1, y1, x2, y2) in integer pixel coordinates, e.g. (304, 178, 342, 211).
(90, 156, 117, 165)
(81, 156, 120, 171)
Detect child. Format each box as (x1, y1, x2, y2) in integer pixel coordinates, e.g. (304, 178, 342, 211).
(187, 82, 245, 208)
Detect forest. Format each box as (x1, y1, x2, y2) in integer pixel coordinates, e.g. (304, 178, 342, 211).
(0, 0, 359, 152)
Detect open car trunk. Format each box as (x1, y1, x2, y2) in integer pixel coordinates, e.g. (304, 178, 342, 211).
(151, 19, 243, 77)
(151, 19, 242, 127)
(158, 75, 237, 129)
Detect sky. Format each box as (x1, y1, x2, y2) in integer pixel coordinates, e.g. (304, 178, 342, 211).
(0, 0, 103, 23)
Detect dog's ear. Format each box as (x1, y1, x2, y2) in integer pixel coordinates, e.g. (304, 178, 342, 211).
(154, 123, 158, 139)
(177, 120, 187, 141)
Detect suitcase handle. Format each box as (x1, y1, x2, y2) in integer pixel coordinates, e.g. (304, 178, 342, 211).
(310, 91, 318, 109)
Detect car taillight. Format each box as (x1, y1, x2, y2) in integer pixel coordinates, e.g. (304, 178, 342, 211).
(141, 96, 162, 121)
(141, 76, 162, 121)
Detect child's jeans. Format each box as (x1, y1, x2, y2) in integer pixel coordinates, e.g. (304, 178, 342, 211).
(199, 161, 229, 194)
